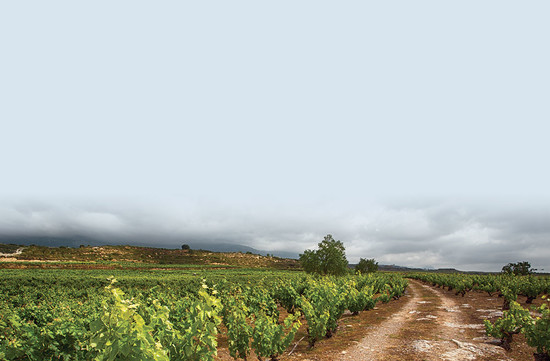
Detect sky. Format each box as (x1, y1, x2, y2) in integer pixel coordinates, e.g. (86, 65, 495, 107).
(1, 1, 549, 272)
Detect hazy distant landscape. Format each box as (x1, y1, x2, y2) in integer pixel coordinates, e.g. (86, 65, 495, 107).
(1, 241, 522, 274)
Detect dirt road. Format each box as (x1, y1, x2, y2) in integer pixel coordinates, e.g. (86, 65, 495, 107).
(342, 280, 511, 361)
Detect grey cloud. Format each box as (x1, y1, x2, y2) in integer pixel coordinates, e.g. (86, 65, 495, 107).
(0, 198, 548, 272)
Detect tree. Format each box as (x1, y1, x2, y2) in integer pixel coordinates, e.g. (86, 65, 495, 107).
(502, 261, 534, 276)
(299, 234, 348, 276)
(299, 249, 321, 274)
(355, 258, 378, 274)
(181, 244, 191, 250)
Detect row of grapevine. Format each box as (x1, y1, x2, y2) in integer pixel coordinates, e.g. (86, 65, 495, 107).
(0, 271, 408, 360)
(408, 272, 550, 309)
(0, 278, 223, 361)
(484, 297, 550, 360)
(219, 286, 301, 360)
(219, 273, 408, 357)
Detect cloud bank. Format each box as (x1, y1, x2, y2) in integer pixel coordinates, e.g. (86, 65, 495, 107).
(0, 198, 548, 272)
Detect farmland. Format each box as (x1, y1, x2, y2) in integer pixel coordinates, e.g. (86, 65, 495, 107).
(1, 246, 549, 360)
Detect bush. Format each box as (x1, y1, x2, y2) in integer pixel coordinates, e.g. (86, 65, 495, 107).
(355, 258, 378, 274)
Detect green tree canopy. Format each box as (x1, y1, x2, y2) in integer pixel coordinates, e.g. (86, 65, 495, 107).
(299, 234, 348, 276)
(501, 261, 534, 275)
(355, 258, 378, 274)
(299, 249, 320, 274)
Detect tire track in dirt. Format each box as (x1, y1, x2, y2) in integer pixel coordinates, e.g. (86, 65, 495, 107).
(411, 282, 511, 361)
(341, 280, 421, 360)
(343, 280, 511, 361)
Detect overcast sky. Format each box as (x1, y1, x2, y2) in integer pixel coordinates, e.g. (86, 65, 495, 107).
(1, 1, 549, 272)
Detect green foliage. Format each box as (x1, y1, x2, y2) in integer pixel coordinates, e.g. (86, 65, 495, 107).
(88, 277, 222, 361)
(273, 282, 301, 314)
(520, 276, 545, 303)
(483, 294, 550, 358)
(502, 261, 534, 276)
(220, 289, 252, 360)
(0, 300, 90, 360)
(355, 258, 378, 274)
(408, 272, 550, 309)
(89, 278, 170, 361)
(376, 282, 395, 304)
(478, 277, 499, 296)
(300, 278, 346, 346)
(500, 286, 518, 311)
(169, 283, 222, 361)
(344, 281, 375, 315)
(299, 296, 329, 348)
(299, 235, 348, 276)
(388, 278, 408, 300)
(484, 300, 532, 350)
(0, 268, 410, 359)
(251, 311, 301, 361)
(181, 244, 191, 250)
(298, 249, 320, 274)
(317, 235, 348, 276)
(524, 297, 550, 357)
(245, 286, 279, 319)
(0, 310, 34, 360)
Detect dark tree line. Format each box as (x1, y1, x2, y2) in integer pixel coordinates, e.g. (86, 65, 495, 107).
(502, 261, 535, 275)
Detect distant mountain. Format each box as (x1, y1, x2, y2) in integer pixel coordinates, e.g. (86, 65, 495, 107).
(187, 242, 299, 259)
(353, 263, 496, 274)
(0, 235, 110, 248)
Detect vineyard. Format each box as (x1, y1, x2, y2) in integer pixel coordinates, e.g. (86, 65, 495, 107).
(0, 268, 407, 360)
(1, 262, 550, 360)
(408, 272, 550, 360)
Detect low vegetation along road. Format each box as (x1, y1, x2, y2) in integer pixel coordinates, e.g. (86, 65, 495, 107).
(338, 280, 510, 361)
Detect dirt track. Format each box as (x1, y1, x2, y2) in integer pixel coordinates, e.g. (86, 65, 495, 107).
(219, 279, 536, 361)
(341, 280, 511, 361)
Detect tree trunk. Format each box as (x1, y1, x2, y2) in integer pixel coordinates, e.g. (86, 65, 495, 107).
(501, 333, 513, 351)
(308, 336, 316, 349)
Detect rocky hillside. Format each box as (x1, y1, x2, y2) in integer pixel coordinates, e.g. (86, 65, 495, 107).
(0, 244, 300, 270)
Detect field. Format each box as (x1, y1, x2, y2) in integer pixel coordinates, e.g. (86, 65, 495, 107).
(1, 246, 549, 361)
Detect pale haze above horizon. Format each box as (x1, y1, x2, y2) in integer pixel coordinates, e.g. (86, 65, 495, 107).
(1, 1, 549, 272)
